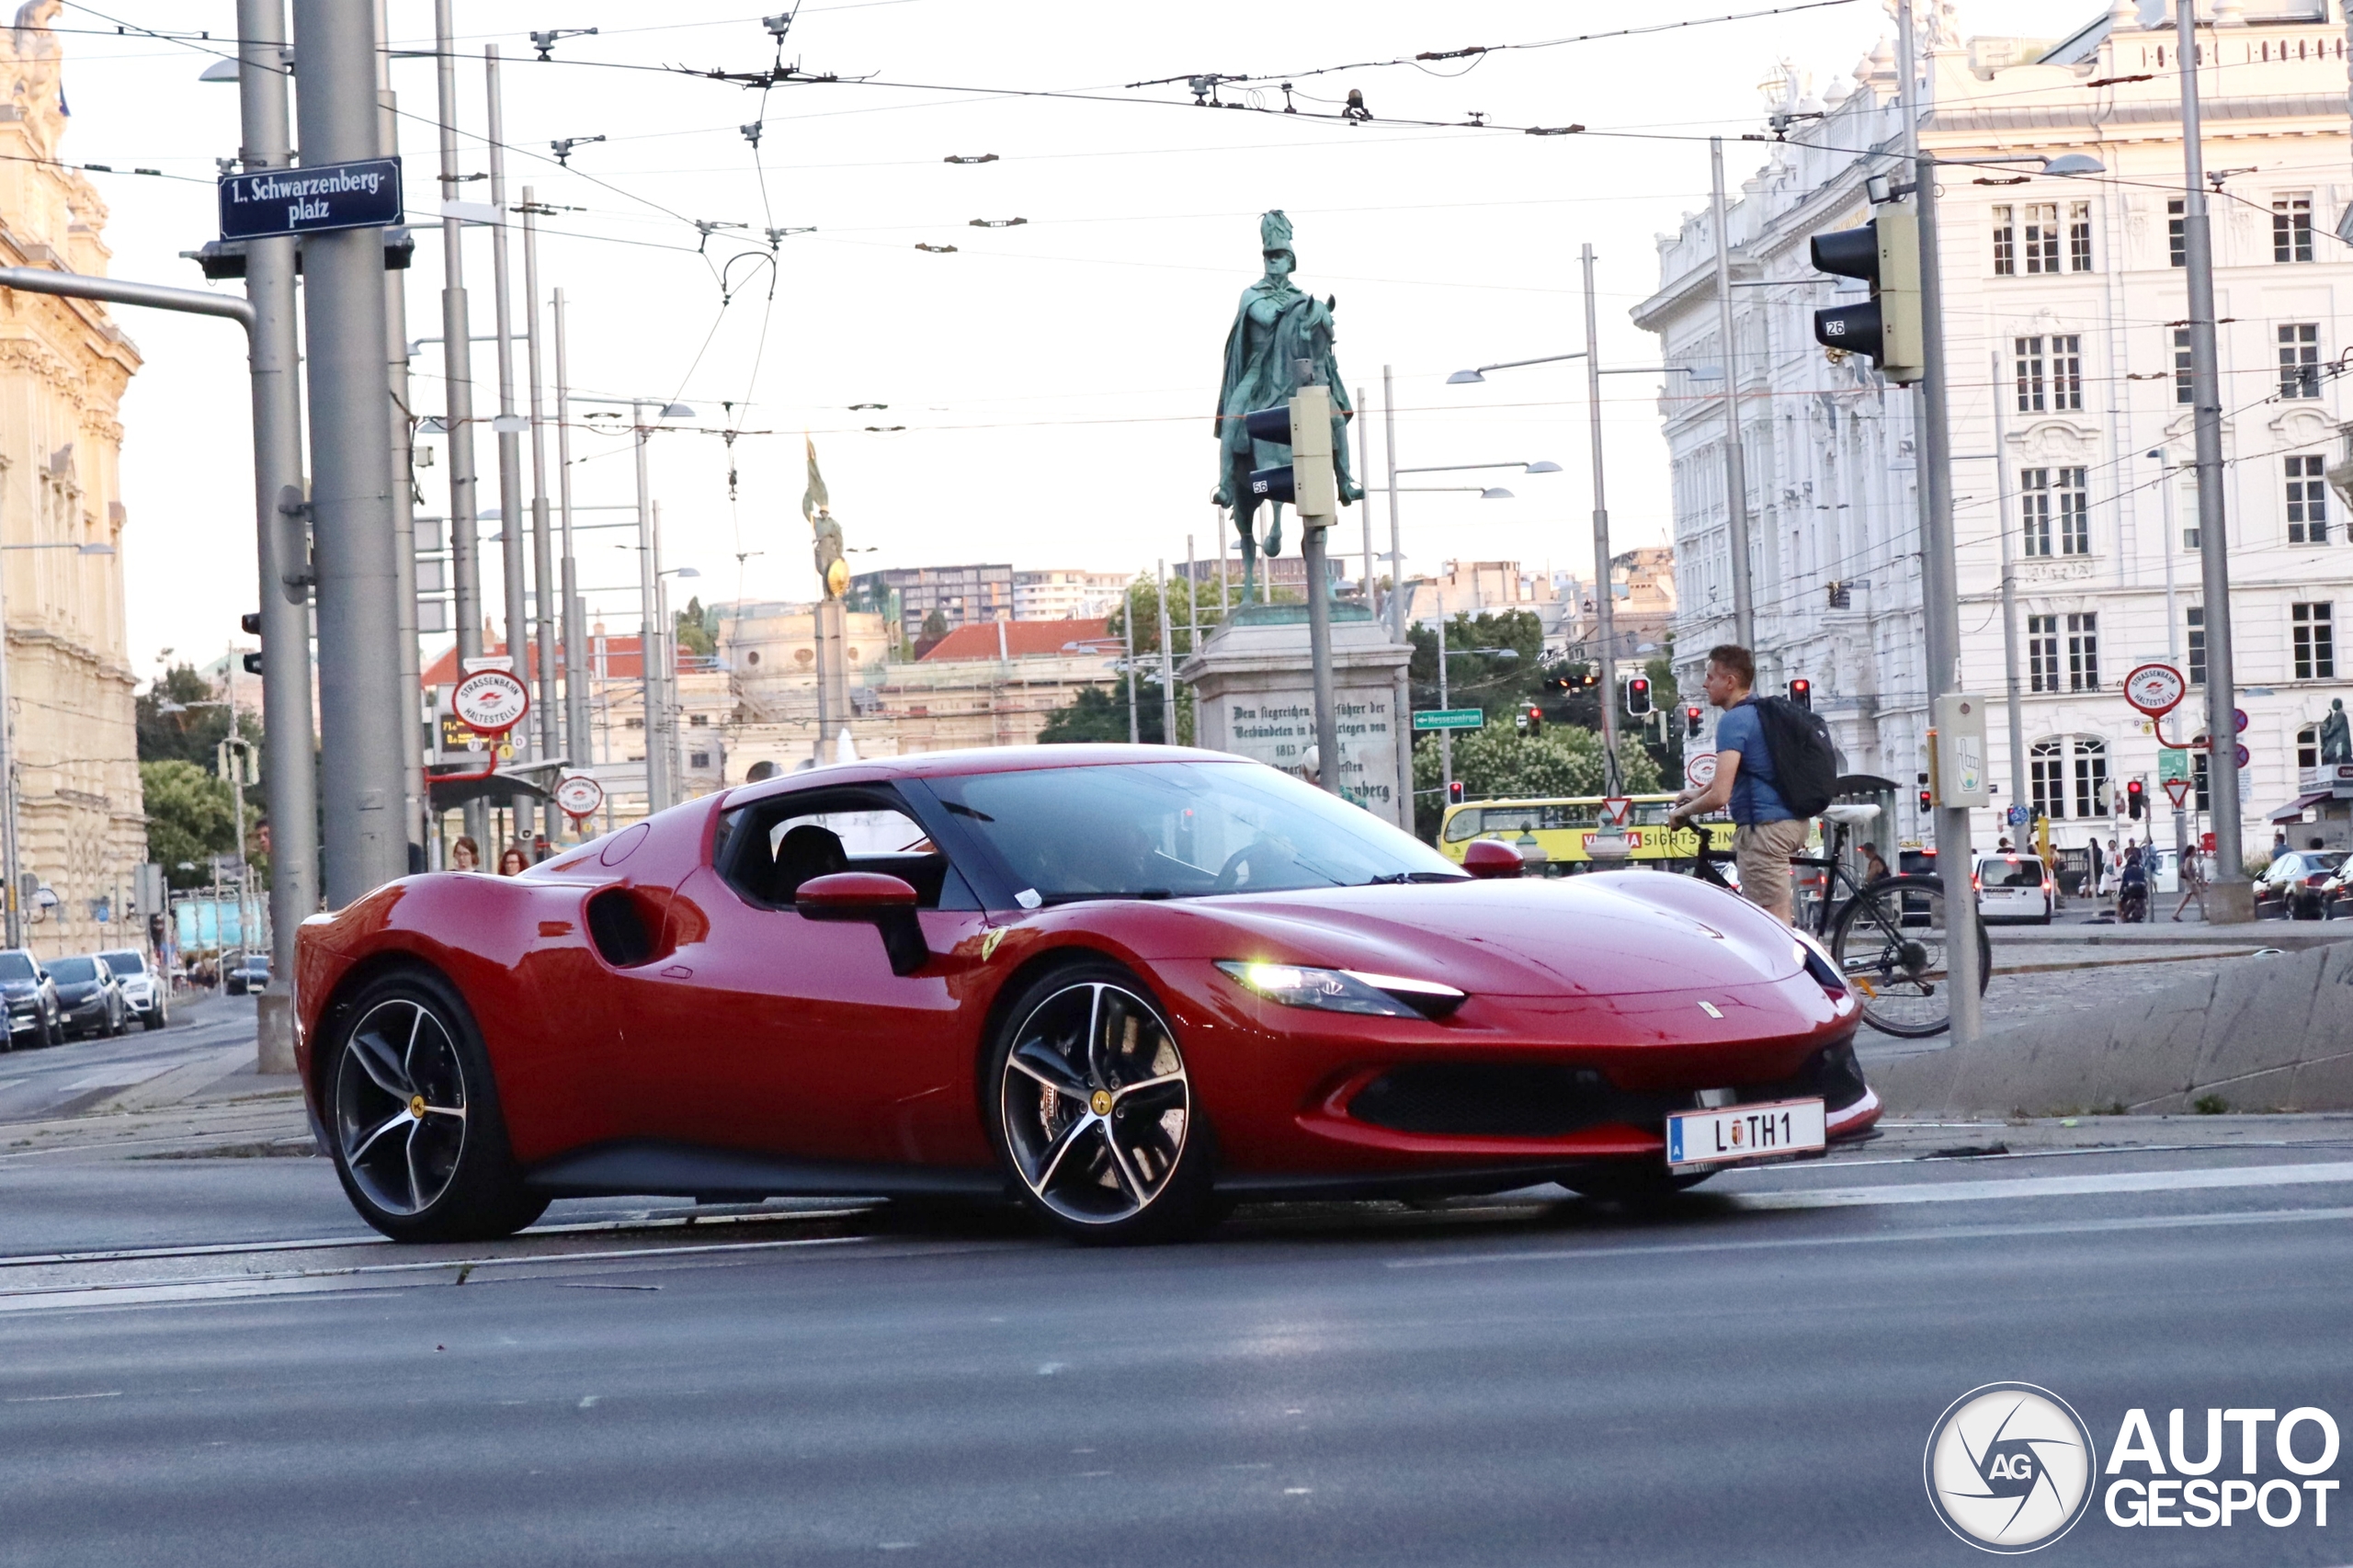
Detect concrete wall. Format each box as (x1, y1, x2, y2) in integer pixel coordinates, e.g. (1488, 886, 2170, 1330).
(1872, 944, 2353, 1117)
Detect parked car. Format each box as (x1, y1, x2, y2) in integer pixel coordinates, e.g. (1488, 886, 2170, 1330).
(2255, 849, 2346, 920)
(97, 948, 168, 1030)
(225, 955, 270, 996)
(44, 954, 127, 1040)
(1975, 854, 2052, 925)
(296, 746, 1881, 1244)
(0, 948, 60, 1050)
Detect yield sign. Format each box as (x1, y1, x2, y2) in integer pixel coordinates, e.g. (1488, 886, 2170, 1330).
(1599, 796, 1633, 828)
(2163, 778, 2192, 810)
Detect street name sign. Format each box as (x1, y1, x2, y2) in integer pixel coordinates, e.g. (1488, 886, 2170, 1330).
(1413, 708, 1483, 733)
(451, 668, 530, 736)
(219, 157, 404, 241)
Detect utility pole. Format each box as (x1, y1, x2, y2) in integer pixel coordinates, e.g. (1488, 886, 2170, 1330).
(553, 290, 587, 775)
(1710, 137, 1756, 647)
(377, 0, 422, 871)
(1123, 589, 1139, 744)
(1355, 384, 1373, 602)
(1382, 365, 1403, 642)
(631, 406, 666, 810)
(1994, 350, 2026, 819)
(484, 45, 532, 843)
(434, 0, 486, 852)
(290, 0, 406, 902)
(1157, 561, 1177, 744)
(235, 0, 314, 1057)
(2177, 0, 2246, 916)
(1582, 244, 1623, 796)
(520, 188, 558, 772)
(1898, 0, 1985, 1040)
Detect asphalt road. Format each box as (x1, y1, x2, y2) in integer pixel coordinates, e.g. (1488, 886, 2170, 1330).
(6, 1132, 2353, 1566)
(0, 991, 252, 1123)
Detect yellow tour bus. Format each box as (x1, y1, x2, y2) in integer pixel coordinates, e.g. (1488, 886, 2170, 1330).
(1435, 792, 1736, 875)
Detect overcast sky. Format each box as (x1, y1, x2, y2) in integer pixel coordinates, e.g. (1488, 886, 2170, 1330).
(50, 0, 2063, 681)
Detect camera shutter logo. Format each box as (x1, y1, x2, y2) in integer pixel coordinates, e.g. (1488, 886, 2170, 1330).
(1924, 1383, 2098, 1552)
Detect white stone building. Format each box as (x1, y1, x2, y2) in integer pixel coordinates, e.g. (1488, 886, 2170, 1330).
(1635, 0, 2353, 867)
(1012, 569, 1129, 623)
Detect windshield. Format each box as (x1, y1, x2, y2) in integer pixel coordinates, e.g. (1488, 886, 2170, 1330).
(929, 761, 1465, 902)
(1978, 858, 2045, 888)
(100, 951, 144, 977)
(46, 957, 97, 983)
(0, 952, 34, 982)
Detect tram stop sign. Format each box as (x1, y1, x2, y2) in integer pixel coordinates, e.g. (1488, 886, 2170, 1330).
(451, 668, 530, 737)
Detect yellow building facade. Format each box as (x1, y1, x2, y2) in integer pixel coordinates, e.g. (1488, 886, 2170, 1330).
(0, 7, 146, 955)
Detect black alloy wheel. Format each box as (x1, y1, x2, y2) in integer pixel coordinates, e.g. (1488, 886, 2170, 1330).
(986, 960, 1217, 1245)
(324, 967, 547, 1243)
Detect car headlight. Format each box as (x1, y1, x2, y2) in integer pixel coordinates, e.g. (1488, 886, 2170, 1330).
(1216, 960, 1464, 1019)
(1790, 930, 1851, 1002)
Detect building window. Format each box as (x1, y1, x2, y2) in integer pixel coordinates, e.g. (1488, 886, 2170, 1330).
(2015, 336, 2046, 412)
(2173, 328, 2193, 405)
(2068, 200, 2093, 271)
(2274, 193, 2314, 263)
(2067, 612, 2099, 691)
(2072, 735, 2109, 820)
(2052, 335, 2083, 410)
(625, 717, 645, 731)
(2287, 454, 2331, 544)
(2187, 605, 2205, 686)
(688, 751, 711, 768)
(689, 712, 710, 727)
(2167, 199, 2185, 267)
(2021, 470, 2053, 557)
(2030, 737, 2067, 818)
(2293, 601, 2336, 679)
(2022, 203, 2062, 274)
(2028, 613, 2060, 692)
(2279, 323, 2321, 398)
(1992, 205, 2015, 276)
(2057, 467, 2089, 554)
(2301, 725, 2322, 770)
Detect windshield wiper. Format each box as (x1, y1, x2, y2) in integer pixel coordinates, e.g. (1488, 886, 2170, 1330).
(1363, 870, 1469, 885)
(940, 801, 995, 822)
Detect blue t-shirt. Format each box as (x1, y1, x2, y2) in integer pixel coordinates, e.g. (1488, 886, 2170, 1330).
(1714, 697, 1794, 824)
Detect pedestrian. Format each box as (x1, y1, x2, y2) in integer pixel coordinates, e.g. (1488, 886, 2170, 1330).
(497, 843, 529, 876)
(1668, 643, 1809, 925)
(1996, 835, 2013, 853)
(1859, 840, 1892, 885)
(2105, 837, 2124, 902)
(449, 835, 480, 872)
(2172, 843, 2207, 921)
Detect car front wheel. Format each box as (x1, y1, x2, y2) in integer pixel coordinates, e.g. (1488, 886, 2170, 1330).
(986, 962, 1216, 1244)
(324, 968, 547, 1243)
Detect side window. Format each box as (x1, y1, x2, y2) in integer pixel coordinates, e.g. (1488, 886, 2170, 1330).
(718, 791, 978, 910)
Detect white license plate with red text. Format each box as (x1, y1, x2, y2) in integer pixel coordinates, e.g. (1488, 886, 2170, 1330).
(1665, 1096, 1826, 1171)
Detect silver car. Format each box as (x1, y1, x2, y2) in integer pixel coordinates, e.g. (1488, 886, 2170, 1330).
(97, 948, 168, 1030)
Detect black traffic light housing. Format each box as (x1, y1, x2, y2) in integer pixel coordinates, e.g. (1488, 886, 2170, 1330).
(1685, 704, 1703, 738)
(242, 653, 262, 675)
(1788, 677, 1812, 711)
(241, 612, 261, 636)
(1810, 207, 1923, 383)
(1525, 705, 1543, 735)
(2127, 778, 2145, 820)
(1447, 780, 1465, 806)
(1625, 676, 1652, 717)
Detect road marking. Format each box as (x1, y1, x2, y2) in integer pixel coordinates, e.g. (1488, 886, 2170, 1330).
(1387, 1203, 2353, 1270)
(5, 1390, 121, 1403)
(1729, 1159, 2353, 1210)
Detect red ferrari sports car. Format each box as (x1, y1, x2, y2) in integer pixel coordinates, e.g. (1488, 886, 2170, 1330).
(295, 745, 1878, 1244)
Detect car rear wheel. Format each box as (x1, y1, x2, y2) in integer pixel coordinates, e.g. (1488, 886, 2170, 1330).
(986, 962, 1216, 1245)
(324, 968, 547, 1243)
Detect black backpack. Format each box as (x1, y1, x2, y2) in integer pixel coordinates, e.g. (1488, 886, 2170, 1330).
(1751, 696, 1839, 819)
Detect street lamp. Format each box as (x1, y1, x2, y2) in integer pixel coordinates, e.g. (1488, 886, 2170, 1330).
(1431, 644, 1518, 797)
(1372, 460, 1561, 641)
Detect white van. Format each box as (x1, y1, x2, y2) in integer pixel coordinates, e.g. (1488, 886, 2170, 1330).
(1976, 853, 2053, 925)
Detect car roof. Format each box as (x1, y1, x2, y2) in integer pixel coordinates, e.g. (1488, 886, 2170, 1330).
(718, 744, 1260, 811)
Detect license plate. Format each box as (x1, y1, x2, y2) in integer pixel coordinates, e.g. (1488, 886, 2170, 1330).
(1665, 1096, 1826, 1171)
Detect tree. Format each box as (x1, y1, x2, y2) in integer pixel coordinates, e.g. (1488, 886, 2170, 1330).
(136, 663, 256, 767)
(1411, 724, 1661, 840)
(1407, 610, 1549, 726)
(674, 596, 717, 660)
(140, 760, 240, 890)
(1037, 679, 1167, 744)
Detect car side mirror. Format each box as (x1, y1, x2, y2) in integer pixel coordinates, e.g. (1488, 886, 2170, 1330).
(796, 871, 930, 975)
(1461, 838, 1523, 880)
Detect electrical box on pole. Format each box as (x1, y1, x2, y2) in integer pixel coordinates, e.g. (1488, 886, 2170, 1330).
(1809, 206, 1923, 384)
(1927, 692, 1993, 807)
(1244, 385, 1338, 521)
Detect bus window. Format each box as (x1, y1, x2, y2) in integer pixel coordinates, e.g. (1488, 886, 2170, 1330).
(1442, 809, 1483, 843)
(1543, 804, 1596, 829)
(1632, 801, 1677, 825)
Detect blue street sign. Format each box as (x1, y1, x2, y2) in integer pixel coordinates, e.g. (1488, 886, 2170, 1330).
(2006, 804, 2028, 826)
(219, 157, 404, 241)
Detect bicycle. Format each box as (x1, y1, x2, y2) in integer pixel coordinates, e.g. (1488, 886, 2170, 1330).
(1682, 803, 1991, 1039)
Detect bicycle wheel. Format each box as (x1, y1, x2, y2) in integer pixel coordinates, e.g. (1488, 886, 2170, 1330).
(1829, 874, 1991, 1039)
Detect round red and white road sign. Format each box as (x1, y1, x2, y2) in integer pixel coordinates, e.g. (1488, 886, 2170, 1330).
(451, 668, 530, 735)
(1685, 752, 1717, 789)
(553, 774, 604, 820)
(2122, 662, 2186, 718)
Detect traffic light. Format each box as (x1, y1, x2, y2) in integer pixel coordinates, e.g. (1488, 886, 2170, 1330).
(1917, 770, 1932, 813)
(242, 653, 262, 675)
(2127, 778, 2145, 820)
(1525, 705, 1543, 735)
(1625, 676, 1652, 717)
(1809, 206, 1923, 384)
(241, 611, 262, 674)
(1685, 704, 1703, 738)
(1787, 676, 1812, 711)
(1243, 386, 1339, 519)
(1447, 780, 1465, 806)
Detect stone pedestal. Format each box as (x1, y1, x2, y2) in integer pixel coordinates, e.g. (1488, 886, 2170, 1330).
(1180, 604, 1414, 831)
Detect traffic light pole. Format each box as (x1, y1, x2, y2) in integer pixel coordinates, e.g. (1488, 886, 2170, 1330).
(1709, 138, 1756, 648)
(1992, 350, 2028, 825)
(1898, 0, 1985, 1043)
(2177, 0, 2247, 915)
(1581, 244, 1623, 797)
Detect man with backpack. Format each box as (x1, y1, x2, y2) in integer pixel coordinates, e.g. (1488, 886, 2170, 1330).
(1668, 643, 1838, 925)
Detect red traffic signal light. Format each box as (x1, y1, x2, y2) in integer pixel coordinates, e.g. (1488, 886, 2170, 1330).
(1525, 705, 1543, 735)
(1685, 704, 1703, 738)
(2126, 778, 2145, 820)
(1917, 789, 1933, 812)
(1447, 780, 1465, 806)
(1625, 676, 1652, 717)
(1787, 677, 1812, 711)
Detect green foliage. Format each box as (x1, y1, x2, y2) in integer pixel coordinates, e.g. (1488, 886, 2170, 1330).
(1406, 611, 1548, 724)
(674, 597, 718, 660)
(136, 664, 258, 767)
(920, 607, 949, 640)
(1410, 726, 1662, 840)
(140, 760, 240, 889)
(1036, 678, 1168, 744)
(1107, 570, 1254, 659)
